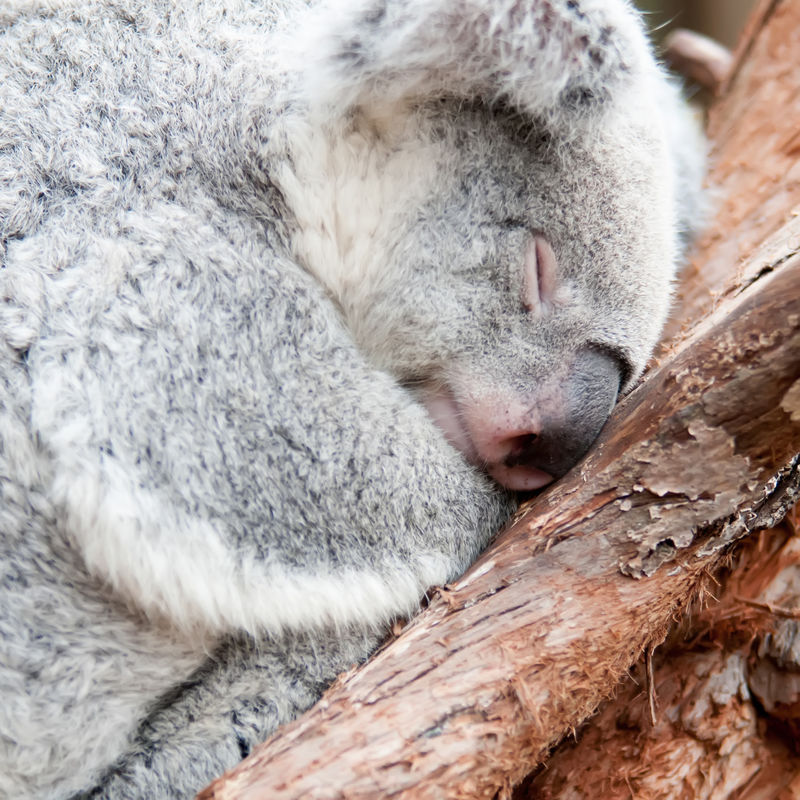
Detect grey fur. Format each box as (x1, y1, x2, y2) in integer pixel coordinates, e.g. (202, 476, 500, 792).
(0, 0, 704, 797)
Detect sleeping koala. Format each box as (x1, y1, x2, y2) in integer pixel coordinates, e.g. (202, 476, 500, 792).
(0, 0, 704, 797)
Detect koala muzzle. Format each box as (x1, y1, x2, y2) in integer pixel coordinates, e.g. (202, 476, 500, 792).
(496, 348, 621, 487)
(426, 349, 621, 492)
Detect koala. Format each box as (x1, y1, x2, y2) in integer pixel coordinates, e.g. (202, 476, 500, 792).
(0, 0, 705, 797)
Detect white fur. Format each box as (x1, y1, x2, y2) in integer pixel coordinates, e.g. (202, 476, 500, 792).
(276, 113, 442, 324)
(56, 467, 451, 637)
(291, 0, 654, 125)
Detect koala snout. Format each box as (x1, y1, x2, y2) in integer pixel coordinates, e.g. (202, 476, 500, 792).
(483, 349, 622, 489)
(421, 349, 621, 491)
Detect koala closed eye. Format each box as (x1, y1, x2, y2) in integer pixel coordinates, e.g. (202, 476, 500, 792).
(520, 235, 562, 314)
(0, 1, 705, 797)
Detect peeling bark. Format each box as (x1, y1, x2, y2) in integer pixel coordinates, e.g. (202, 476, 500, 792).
(521, 518, 800, 800)
(200, 2, 800, 798)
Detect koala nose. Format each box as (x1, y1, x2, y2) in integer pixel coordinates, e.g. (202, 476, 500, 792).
(466, 348, 622, 491)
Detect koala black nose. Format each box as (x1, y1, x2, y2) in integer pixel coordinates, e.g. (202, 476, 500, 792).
(421, 348, 622, 491)
(503, 348, 621, 480)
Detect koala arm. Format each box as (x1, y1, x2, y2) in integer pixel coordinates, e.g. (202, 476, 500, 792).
(31, 221, 510, 798)
(27, 207, 511, 641)
(292, 0, 655, 123)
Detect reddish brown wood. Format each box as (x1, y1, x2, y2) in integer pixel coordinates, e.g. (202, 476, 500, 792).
(522, 520, 800, 800)
(662, 0, 800, 342)
(663, 29, 733, 94)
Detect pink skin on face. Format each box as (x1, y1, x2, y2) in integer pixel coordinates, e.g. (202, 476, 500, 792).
(421, 385, 554, 492)
(521, 235, 559, 314)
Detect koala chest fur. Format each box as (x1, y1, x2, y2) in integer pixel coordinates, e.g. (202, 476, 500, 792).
(0, 0, 705, 797)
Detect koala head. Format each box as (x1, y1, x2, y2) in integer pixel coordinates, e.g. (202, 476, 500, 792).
(278, 0, 704, 491)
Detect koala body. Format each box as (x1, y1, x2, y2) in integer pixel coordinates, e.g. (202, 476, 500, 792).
(0, 0, 704, 797)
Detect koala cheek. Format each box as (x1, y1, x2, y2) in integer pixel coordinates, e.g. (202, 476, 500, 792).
(427, 349, 621, 492)
(419, 386, 477, 463)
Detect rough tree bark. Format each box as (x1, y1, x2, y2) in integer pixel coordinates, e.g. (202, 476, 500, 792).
(521, 512, 800, 800)
(662, 0, 800, 340)
(200, 1, 800, 797)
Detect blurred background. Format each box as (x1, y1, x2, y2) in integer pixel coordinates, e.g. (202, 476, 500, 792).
(636, 0, 758, 48)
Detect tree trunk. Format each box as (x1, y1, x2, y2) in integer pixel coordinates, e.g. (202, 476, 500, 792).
(662, 0, 800, 341)
(200, 2, 800, 798)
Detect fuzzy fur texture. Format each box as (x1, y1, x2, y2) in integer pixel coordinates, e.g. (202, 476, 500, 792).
(0, 0, 704, 797)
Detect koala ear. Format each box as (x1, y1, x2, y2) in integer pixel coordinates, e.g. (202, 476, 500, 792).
(291, 0, 654, 124)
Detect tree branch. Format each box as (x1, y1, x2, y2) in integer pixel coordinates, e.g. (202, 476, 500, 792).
(521, 517, 800, 800)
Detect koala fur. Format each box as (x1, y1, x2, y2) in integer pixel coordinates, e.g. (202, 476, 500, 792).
(0, 0, 704, 797)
